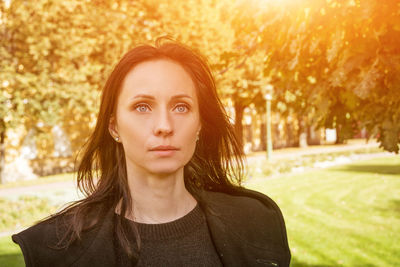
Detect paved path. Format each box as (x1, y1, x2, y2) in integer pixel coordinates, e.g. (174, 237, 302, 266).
(246, 139, 381, 161)
(0, 180, 82, 204)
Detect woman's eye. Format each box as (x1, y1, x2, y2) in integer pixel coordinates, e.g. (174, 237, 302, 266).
(174, 104, 189, 113)
(135, 104, 151, 112)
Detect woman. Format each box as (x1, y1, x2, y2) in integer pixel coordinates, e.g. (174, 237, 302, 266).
(13, 39, 290, 267)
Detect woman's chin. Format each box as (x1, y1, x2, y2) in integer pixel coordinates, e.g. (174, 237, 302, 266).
(147, 165, 183, 176)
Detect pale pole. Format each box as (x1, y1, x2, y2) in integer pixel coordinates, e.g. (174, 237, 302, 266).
(265, 85, 273, 160)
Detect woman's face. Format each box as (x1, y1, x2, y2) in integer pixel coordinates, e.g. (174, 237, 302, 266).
(110, 59, 201, 176)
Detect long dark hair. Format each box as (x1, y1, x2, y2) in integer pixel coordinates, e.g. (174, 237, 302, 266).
(54, 38, 245, 261)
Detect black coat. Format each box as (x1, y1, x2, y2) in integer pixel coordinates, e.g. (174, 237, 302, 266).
(12, 187, 291, 266)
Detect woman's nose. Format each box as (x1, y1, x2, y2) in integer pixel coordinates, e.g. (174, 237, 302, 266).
(153, 110, 173, 136)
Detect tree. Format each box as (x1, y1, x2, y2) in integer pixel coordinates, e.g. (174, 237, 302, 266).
(0, 0, 159, 182)
(255, 0, 400, 151)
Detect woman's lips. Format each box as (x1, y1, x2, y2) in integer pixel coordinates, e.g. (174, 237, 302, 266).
(149, 146, 179, 156)
(149, 145, 179, 151)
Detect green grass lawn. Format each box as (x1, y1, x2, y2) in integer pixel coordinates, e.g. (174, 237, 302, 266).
(0, 196, 58, 232)
(0, 236, 24, 267)
(0, 156, 399, 266)
(247, 156, 400, 266)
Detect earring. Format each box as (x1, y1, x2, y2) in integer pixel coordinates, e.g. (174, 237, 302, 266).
(115, 137, 120, 142)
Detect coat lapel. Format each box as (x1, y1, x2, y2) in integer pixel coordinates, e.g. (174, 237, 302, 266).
(72, 208, 117, 266)
(199, 189, 286, 267)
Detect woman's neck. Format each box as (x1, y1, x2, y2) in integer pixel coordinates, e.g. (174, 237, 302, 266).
(123, 167, 197, 224)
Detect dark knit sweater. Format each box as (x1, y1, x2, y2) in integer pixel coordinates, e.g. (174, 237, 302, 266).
(116, 204, 223, 267)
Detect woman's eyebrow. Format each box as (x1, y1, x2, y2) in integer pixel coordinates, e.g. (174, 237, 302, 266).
(132, 94, 155, 100)
(171, 94, 193, 100)
(130, 94, 193, 102)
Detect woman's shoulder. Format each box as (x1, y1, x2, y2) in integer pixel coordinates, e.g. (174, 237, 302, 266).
(199, 187, 289, 249)
(12, 215, 70, 266)
(200, 187, 284, 218)
(12, 209, 115, 267)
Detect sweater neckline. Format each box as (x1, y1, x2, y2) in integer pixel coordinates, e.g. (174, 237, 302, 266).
(117, 204, 205, 240)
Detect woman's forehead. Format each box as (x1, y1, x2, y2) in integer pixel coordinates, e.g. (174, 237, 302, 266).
(119, 59, 197, 101)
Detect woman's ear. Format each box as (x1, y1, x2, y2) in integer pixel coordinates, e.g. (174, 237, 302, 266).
(196, 124, 201, 141)
(109, 116, 120, 141)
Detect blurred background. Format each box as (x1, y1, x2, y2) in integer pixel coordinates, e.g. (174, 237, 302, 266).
(0, 0, 399, 266)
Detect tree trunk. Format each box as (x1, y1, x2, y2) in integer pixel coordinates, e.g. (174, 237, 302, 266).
(335, 124, 344, 144)
(260, 121, 266, 151)
(307, 124, 321, 145)
(285, 120, 296, 147)
(234, 101, 245, 147)
(298, 117, 308, 148)
(0, 120, 5, 184)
